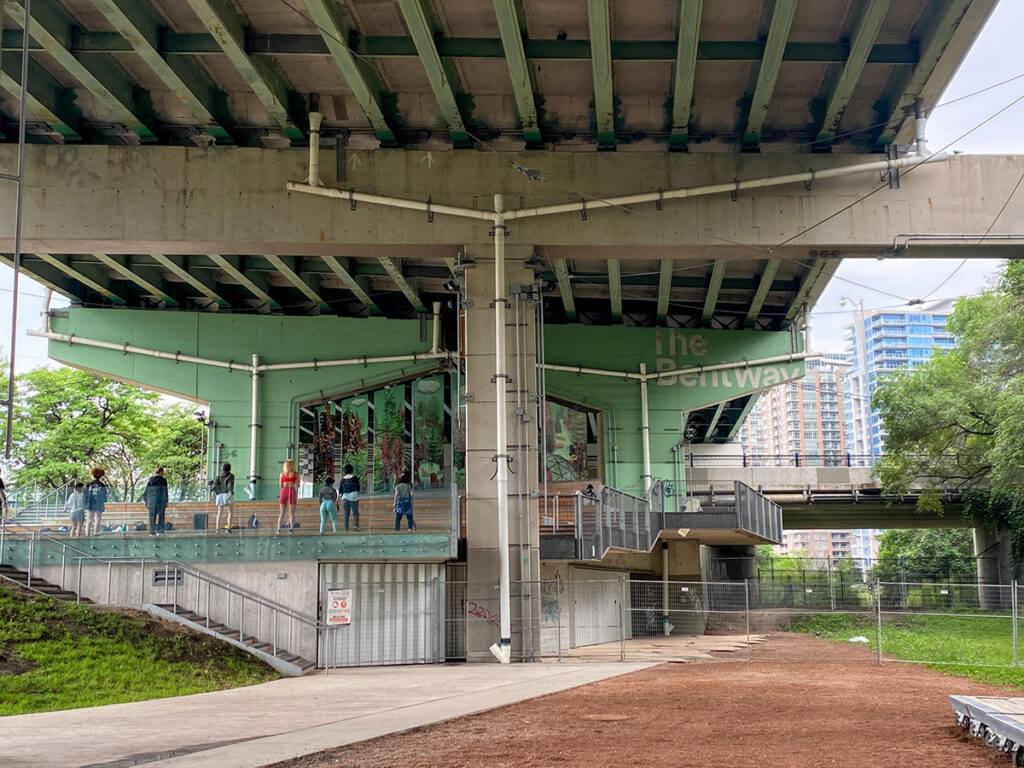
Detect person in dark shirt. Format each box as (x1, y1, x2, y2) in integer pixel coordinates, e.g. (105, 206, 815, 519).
(84, 467, 108, 536)
(0, 466, 7, 520)
(144, 467, 169, 536)
(211, 463, 235, 531)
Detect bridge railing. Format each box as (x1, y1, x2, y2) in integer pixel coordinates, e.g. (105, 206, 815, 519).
(683, 452, 878, 468)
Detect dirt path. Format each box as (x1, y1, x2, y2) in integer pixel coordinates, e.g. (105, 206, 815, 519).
(270, 633, 1013, 768)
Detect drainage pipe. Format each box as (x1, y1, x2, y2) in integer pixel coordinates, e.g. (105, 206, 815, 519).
(639, 362, 652, 496)
(249, 353, 260, 487)
(540, 351, 816, 382)
(286, 182, 495, 222)
(308, 112, 323, 186)
(492, 194, 512, 664)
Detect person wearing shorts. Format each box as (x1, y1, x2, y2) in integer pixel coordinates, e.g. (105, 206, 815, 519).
(84, 467, 108, 536)
(277, 459, 298, 533)
(318, 477, 338, 533)
(65, 482, 86, 538)
(212, 462, 235, 531)
(393, 470, 415, 531)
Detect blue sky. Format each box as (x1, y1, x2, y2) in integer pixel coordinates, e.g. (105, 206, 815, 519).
(2, 0, 1023, 364)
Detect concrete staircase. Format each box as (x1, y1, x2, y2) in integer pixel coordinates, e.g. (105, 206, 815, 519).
(151, 602, 316, 676)
(0, 563, 93, 603)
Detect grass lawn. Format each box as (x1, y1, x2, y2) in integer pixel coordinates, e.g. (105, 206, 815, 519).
(787, 612, 1024, 688)
(0, 582, 282, 715)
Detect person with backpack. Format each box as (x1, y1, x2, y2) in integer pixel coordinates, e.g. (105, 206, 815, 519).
(211, 462, 235, 532)
(84, 467, 108, 536)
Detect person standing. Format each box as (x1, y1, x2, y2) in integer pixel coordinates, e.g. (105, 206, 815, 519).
(393, 470, 415, 531)
(65, 482, 86, 537)
(340, 464, 360, 532)
(277, 459, 298, 533)
(84, 467, 108, 536)
(144, 467, 169, 536)
(0, 466, 7, 520)
(318, 477, 338, 534)
(212, 462, 235, 532)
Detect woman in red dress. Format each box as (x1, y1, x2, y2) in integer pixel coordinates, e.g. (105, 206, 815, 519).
(277, 459, 299, 533)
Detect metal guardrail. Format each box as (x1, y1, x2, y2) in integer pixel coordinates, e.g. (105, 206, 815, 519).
(0, 522, 345, 669)
(683, 452, 879, 468)
(572, 482, 662, 560)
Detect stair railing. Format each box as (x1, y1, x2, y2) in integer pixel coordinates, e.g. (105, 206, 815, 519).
(0, 525, 343, 669)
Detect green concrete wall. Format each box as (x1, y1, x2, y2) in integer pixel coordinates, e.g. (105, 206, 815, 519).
(48, 310, 440, 499)
(543, 326, 804, 494)
(47, 311, 800, 498)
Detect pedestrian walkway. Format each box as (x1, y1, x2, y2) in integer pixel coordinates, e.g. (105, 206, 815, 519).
(1, 662, 654, 768)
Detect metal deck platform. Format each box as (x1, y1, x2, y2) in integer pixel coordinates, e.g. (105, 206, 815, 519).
(950, 695, 1024, 765)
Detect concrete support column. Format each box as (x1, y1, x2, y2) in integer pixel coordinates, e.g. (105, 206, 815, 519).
(463, 245, 541, 661)
(975, 523, 1014, 588)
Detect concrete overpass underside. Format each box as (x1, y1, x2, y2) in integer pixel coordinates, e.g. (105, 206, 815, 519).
(0, 0, 1015, 661)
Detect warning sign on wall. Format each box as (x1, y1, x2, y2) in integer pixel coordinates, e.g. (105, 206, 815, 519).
(326, 588, 353, 625)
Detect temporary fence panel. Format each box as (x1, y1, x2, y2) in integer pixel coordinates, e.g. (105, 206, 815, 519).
(568, 568, 630, 650)
(319, 562, 444, 667)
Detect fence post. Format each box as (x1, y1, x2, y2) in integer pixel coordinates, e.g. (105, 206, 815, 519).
(828, 556, 836, 611)
(140, 558, 145, 604)
(557, 581, 563, 663)
(619, 575, 626, 663)
(875, 580, 883, 666)
(1014, 581, 1019, 669)
(745, 579, 751, 663)
(107, 561, 112, 604)
(26, 536, 34, 587)
(76, 558, 83, 604)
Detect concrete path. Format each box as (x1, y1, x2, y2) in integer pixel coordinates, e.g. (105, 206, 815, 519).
(1, 662, 654, 768)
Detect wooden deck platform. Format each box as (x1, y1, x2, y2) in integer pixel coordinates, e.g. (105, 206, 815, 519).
(950, 695, 1024, 764)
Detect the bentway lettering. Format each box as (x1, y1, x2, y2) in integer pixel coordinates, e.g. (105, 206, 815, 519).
(654, 363, 802, 388)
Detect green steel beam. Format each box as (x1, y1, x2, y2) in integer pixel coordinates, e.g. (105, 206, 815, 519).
(264, 254, 331, 313)
(35, 253, 126, 303)
(150, 254, 229, 309)
(208, 254, 279, 311)
(669, 0, 702, 150)
(92, 254, 179, 306)
(6, 30, 917, 64)
(88, 0, 237, 142)
(745, 257, 781, 327)
(785, 256, 840, 324)
(182, 0, 306, 142)
(322, 255, 380, 315)
(0, 50, 80, 140)
(302, 0, 399, 146)
(875, 0, 972, 147)
(742, 0, 798, 149)
(704, 400, 728, 439)
(0, 253, 66, 296)
(492, 0, 542, 147)
(586, 0, 615, 149)
(607, 259, 622, 321)
(816, 0, 892, 147)
(395, 0, 470, 146)
(553, 258, 576, 320)
(378, 256, 426, 312)
(5, 0, 155, 142)
(701, 259, 726, 325)
(656, 259, 674, 322)
(725, 393, 764, 440)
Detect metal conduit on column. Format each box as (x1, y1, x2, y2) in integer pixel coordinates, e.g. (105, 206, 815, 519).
(640, 363, 652, 496)
(249, 353, 260, 490)
(491, 193, 512, 663)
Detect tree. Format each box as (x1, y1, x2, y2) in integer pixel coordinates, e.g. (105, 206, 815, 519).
(874, 261, 1024, 559)
(870, 528, 976, 582)
(141, 404, 205, 498)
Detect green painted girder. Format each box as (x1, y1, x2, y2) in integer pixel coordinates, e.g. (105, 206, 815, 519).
(264, 254, 331, 314)
(0, 49, 80, 140)
(704, 400, 728, 439)
(701, 259, 726, 325)
(492, 0, 542, 147)
(378, 256, 426, 313)
(34, 253, 126, 303)
(395, 0, 470, 146)
(182, 0, 306, 142)
(669, 0, 703, 151)
(208, 254, 279, 312)
(607, 259, 622, 321)
(88, 0, 237, 143)
(742, 0, 799, 149)
(321, 255, 381, 315)
(0, 253, 67, 296)
(553, 258, 577, 320)
(656, 259, 673, 322)
(745, 257, 781, 327)
(816, 0, 892, 147)
(11, 30, 918, 64)
(302, 0, 400, 147)
(547, 269, 798, 293)
(785, 256, 840, 324)
(5, 0, 155, 142)
(725, 393, 763, 440)
(586, 0, 615, 150)
(93, 254, 179, 306)
(875, 0, 972, 148)
(150, 254, 229, 309)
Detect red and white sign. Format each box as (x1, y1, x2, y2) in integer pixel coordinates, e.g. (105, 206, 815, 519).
(326, 588, 352, 625)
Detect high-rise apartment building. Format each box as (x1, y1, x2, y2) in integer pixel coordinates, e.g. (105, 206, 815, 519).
(843, 298, 957, 460)
(739, 353, 850, 458)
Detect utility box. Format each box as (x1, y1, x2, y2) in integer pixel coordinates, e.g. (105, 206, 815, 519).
(193, 513, 207, 530)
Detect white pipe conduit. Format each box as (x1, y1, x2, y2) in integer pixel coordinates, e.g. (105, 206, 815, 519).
(288, 153, 947, 225)
(540, 351, 816, 382)
(250, 353, 259, 484)
(639, 362, 652, 495)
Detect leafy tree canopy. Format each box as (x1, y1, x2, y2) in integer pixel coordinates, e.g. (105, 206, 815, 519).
(870, 528, 976, 582)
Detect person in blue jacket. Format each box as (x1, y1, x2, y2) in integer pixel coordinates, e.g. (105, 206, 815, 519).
(144, 467, 169, 536)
